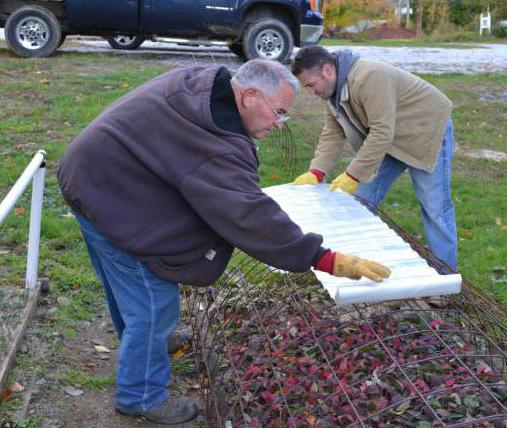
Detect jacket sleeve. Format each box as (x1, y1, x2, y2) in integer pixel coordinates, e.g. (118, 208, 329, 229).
(309, 104, 346, 176)
(346, 70, 396, 182)
(179, 153, 326, 272)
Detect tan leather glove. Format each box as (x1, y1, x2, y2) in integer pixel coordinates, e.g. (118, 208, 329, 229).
(328, 172, 359, 194)
(333, 252, 391, 282)
(292, 171, 319, 185)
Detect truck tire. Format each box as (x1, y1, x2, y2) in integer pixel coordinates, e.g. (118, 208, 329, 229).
(227, 42, 246, 59)
(58, 33, 67, 48)
(242, 18, 294, 63)
(106, 35, 146, 50)
(5, 6, 62, 58)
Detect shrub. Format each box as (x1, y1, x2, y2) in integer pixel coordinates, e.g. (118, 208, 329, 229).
(493, 23, 507, 38)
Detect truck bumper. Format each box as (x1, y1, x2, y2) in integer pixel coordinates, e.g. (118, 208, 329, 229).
(300, 24, 323, 46)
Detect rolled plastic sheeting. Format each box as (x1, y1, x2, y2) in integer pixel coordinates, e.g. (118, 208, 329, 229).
(263, 183, 462, 306)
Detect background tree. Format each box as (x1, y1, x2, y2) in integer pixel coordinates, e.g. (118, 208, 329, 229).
(415, 0, 424, 37)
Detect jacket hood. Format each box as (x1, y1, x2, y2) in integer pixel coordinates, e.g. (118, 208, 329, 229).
(164, 65, 228, 135)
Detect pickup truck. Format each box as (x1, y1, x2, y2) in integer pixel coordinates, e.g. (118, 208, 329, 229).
(0, 0, 323, 62)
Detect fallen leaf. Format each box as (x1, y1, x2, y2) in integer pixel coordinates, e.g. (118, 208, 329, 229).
(15, 206, 25, 216)
(9, 382, 24, 392)
(63, 385, 84, 396)
(458, 229, 473, 239)
(172, 348, 186, 360)
(288, 326, 298, 337)
(306, 415, 316, 424)
(94, 345, 110, 353)
(0, 388, 13, 402)
(392, 399, 411, 415)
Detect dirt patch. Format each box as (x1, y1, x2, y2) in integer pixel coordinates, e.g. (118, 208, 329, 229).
(475, 86, 507, 103)
(1, 292, 204, 428)
(367, 24, 415, 39)
(463, 149, 507, 162)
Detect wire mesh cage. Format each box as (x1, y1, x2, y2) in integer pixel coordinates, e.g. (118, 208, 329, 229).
(184, 201, 507, 428)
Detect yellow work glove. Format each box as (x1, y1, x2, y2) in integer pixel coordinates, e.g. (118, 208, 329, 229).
(328, 172, 359, 194)
(333, 252, 391, 283)
(292, 171, 319, 185)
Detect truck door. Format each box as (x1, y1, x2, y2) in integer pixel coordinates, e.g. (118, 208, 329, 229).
(200, 0, 238, 29)
(66, 0, 139, 32)
(144, 0, 237, 35)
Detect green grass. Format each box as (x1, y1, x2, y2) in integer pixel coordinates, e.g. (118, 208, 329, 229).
(0, 48, 506, 341)
(61, 369, 115, 389)
(319, 37, 506, 48)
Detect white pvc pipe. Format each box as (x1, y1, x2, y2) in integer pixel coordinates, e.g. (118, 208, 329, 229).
(26, 162, 46, 289)
(0, 150, 46, 289)
(0, 150, 47, 225)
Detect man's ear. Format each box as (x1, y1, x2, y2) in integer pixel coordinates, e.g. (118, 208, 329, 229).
(242, 88, 259, 109)
(321, 63, 335, 80)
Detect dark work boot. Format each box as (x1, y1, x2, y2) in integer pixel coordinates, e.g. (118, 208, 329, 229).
(167, 329, 192, 354)
(116, 396, 199, 425)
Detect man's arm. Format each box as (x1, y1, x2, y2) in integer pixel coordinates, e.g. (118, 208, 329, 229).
(346, 70, 396, 182)
(180, 153, 325, 272)
(308, 104, 347, 177)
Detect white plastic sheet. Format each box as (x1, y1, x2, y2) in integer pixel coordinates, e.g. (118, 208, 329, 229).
(263, 183, 462, 306)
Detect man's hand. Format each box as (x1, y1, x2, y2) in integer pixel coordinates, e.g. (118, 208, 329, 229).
(328, 172, 359, 194)
(292, 171, 320, 185)
(333, 252, 391, 282)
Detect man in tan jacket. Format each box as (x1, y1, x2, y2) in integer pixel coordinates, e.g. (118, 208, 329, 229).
(291, 45, 457, 271)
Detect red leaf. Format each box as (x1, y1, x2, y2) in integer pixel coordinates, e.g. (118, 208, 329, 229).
(444, 378, 456, 387)
(244, 363, 264, 379)
(297, 356, 315, 364)
(428, 318, 444, 330)
(0, 388, 13, 402)
(375, 396, 389, 410)
(337, 358, 348, 374)
(259, 390, 275, 403)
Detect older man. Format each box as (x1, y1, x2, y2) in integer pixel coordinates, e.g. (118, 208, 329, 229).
(292, 46, 457, 271)
(57, 59, 390, 425)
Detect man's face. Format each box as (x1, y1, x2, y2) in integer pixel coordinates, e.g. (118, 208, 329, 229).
(238, 81, 295, 140)
(297, 63, 336, 100)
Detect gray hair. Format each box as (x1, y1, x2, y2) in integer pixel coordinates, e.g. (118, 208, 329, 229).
(231, 59, 299, 96)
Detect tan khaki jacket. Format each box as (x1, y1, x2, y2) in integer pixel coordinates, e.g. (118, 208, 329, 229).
(309, 59, 452, 182)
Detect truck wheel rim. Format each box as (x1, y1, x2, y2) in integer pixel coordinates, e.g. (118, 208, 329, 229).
(113, 35, 137, 46)
(15, 17, 50, 50)
(254, 29, 284, 59)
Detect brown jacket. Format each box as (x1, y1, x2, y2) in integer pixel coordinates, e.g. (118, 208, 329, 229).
(309, 59, 452, 182)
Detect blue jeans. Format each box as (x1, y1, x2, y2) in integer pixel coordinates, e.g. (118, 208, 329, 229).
(355, 118, 457, 271)
(74, 213, 180, 412)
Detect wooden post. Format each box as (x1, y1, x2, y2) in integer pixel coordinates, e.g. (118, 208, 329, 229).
(0, 282, 41, 392)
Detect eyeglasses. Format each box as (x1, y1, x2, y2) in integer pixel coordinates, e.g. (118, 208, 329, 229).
(260, 93, 290, 125)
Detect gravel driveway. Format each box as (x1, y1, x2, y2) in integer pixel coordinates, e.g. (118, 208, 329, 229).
(1, 28, 506, 74)
(67, 38, 507, 74)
